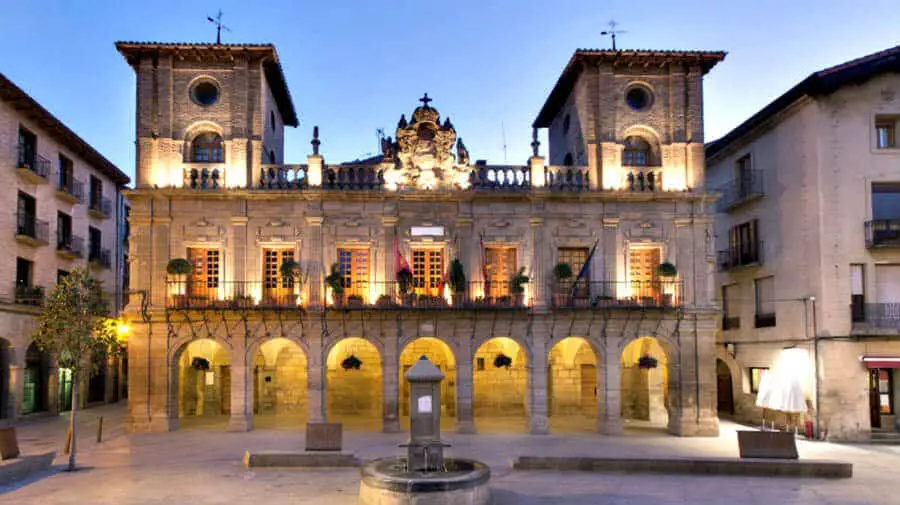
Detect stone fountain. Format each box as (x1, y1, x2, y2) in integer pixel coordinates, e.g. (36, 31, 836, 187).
(359, 356, 491, 505)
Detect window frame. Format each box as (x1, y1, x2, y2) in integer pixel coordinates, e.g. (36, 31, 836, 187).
(754, 276, 776, 328)
(875, 115, 898, 150)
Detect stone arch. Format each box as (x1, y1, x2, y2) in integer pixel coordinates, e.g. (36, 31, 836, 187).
(547, 337, 602, 433)
(253, 337, 308, 428)
(715, 346, 748, 418)
(619, 336, 671, 431)
(471, 334, 532, 365)
(472, 337, 529, 432)
(399, 337, 457, 429)
(620, 125, 662, 167)
(325, 337, 382, 429)
(182, 120, 226, 163)
(171, 338, 232, 429)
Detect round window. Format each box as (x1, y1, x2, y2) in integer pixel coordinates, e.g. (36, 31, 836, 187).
(191, 80, 219, 106)
(625, 85, 653, 111)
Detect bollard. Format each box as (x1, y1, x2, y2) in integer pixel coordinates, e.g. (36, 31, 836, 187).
(97, 416, 104, 443)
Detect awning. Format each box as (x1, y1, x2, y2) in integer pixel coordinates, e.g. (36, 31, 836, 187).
(859, 355, 900, 369)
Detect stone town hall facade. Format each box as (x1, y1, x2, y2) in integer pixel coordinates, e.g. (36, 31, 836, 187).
(118, 41, 724, 436)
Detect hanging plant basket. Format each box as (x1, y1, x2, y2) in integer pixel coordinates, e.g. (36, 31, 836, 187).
(191, 357, 210, 371)
(637, 355, 658, 369)
(656, 261, 678, 278)
(341, 354, 363, 370)
(493, 353, 512, 369)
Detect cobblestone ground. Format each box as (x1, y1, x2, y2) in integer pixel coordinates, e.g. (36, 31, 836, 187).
(3, 404, 899, 504)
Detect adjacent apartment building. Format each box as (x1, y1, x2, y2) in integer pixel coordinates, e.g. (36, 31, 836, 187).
(119, 41, 724, 436)
(0, 72, 131, 423)
(707, 45, 900, 441)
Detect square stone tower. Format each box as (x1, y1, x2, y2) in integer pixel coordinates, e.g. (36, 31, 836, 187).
(116, 42, 298, 189)
(534, 50, 725, 191)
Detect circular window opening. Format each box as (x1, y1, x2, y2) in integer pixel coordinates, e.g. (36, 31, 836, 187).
(625, 85, 652, 111)
(191, 81, 219, 106)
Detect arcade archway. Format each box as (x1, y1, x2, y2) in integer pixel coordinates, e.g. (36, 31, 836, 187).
(547, 337, 600, 433)
(326, 337, 382, 429)
(400, 337, 456, 430)
(254, 338, 308, 429)
(177, 339, 231, 429)
(473, 337, 528, 432)
(620, 336, 669, 431)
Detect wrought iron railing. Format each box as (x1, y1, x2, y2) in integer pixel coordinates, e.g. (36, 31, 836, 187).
(717, 240, 763, 271)
(716, 170, 765, 211)
(89, 195, 113, 218)
(17, 147, 50, 179)
(89, 248, 112, 269)
(16, 211, 49, 243)
(865, 220, 900, 248)
(549, 280, 682, 309)
(57, 234, 84, 257)
(853, 303, 900, 329)
(166, 280, 303, 310)
(58, 177, 84, 202)
(14, 283, 44, 306)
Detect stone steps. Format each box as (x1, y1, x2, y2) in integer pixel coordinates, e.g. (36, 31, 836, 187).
(871, 430, 900, 444)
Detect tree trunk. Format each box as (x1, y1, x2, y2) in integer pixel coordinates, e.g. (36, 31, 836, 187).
(67, 371, 78, 471)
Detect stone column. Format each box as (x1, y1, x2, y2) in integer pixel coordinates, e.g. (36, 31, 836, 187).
(227, 342, 253, 432)
(455, 337, 475, 433)
(150, 216, 171, 308)
(599, 347, 623, 434)
(528, 321, 550, 435)
(7, 346, 24, 423)
(529, 217, 547, 310)
(306, 330, 326, 423)
(382, 217, 398, 288)
(382, 333, 401, 433)
(305, 216, 324, 308)
(230, 217, 248, 285)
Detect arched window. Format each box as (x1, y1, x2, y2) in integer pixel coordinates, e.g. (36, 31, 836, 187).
(563, 153, 574, 166)
(622, 136, 651, 166)
(190, 133, 224, 163)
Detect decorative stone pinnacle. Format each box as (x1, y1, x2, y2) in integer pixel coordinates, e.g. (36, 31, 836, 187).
(531, 128, 540, 157)
(311, 125, 320, 155)
(419, 93, 433, 107)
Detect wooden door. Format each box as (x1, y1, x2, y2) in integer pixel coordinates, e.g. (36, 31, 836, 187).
(263, 248, 294, 304)
(485, 247, 516, 298)
(412, 248, 444, 297)
(716, 360, 734, 415)
(628, 247, 660, 302)
(870, 369, 882, 428)
(188, 248, 220, 301)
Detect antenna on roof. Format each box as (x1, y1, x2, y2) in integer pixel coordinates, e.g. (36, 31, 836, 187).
(501, 121, 508, 163)
(600, 20, 626, 51)
(376, 128, 385, 153)
(207, 9, 231, 44)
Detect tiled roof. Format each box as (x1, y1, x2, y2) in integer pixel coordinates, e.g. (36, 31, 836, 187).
(533, 49, 727, 127)
(706, 44, 900, 159)
(115, 41, 299, 127)
(0, 72, 130, 185)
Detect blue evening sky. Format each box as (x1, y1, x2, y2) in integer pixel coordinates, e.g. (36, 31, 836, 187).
(1, 0, 898, 182)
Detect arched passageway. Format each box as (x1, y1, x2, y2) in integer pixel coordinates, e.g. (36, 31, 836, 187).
(620, 336, 669, 432)
(326, 337, 382, 430)
(254, 338, 308, 429)
(716, 358, 735, 416)
(178, 339, 231, 429)
(547, 337, 600, 433)
(400, 337, 456, 430)
(23, 342, 51, 415)
(473, 337, 528, 433)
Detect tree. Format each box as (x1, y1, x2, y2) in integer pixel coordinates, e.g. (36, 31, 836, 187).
(32, 267, 119, 471)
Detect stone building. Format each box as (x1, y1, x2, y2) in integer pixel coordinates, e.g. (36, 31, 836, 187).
(707, 45, 900, 441)
(119, 41, 725, 436)
(0, 72, 131, 424)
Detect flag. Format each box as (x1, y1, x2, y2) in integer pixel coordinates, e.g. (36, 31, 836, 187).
(479, 231, 489, 283)
(572, 239, 599, 299)
(394, 227, 409, 273)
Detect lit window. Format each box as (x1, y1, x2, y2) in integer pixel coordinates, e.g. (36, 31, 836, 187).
(622, 136, 651, 166)
(410, 226, 445, 237)
(750, 367, 768, 393)
(190, 133, 224, 163)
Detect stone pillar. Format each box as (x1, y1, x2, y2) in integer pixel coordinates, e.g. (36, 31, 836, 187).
(382, 217, 398, 287)
(305, 217, 324, 308)
(150, 216, 171, 308)
(7, 346, 24, 423)
(528, 321, 549, 434)
(529, 217, 547, 310)
(228, 343, 253, 432)
(602, 219, 619, 284)
(599, 347, 623, 434)
(382, 329, 401, 433)
(306, 332, 326, 423)
(455, 338, 475, 433)
(647, 368, 668, 424)
(529, 156, 545, 188)
(307, 154, 323, 187)
(230, 217, 248, 284)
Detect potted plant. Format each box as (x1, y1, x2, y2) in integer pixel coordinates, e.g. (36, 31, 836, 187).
(325, 263, 345, 308)
(280, 259, 305, 306)
(656, 261, 678, 278)
(595, 294, 615, 308)
(493, 353, 513, 369)
(448, 258, 467, 306)
(167, 258, 194, 306)
(637, 355, 658, 369)
(341, 354, 362, 370)
(551, 262, 573, 307)
(510, 267, 530, 306)
(375, 294, 395, 308)
(397, 267, 414, 306)
(347, 294, 364, 308)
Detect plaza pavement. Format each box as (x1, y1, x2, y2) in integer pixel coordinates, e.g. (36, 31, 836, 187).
(3, 403, 900, 504)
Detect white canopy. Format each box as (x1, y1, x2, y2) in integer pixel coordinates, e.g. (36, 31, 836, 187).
(755, 347, 810, 413)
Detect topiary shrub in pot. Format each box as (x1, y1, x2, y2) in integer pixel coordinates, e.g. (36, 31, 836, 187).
(397, 267, 414, 306)
(325, 263, 345, 308)
(551, 262, 573, 307)
(166, 258, 194, 306)
(279, 259, 305, 306)
(510, 267, 530, 306)
(448, 258, 467, 307)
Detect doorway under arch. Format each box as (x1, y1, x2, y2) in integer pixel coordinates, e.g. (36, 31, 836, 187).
(473, 337, 528, 432)
(178, 339, 231, 430)
(547, 337, 600, 433)
(326, 337, 382, 430)
(23, 342, 51, 415)
(716, 358, 735, 416)
(400, 337, 456, 430)
(254, 338, 308, 429)
(620, 336, 669, 432)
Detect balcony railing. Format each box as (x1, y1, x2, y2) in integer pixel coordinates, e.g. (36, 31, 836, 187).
(89, 195, 112, 219)
(625, 169, 663, 192)
(716, 170, 765, 211)
(853, 303, 900, 329)
(57, 234, 84, 258)
(259, 164, 309, 189)
(16, 147, 50, 181)
(323, 165, 384, 190)
(546, 165, 590, 191)
(89, 248, 112, 269)
(549, 280, 682, 309)
(57, 177, 84, 203)
(15, 212, 49, 245)
(14, 283, 44, 306)
(865, 220, 900, 248)
(717, 241, 763, 271)
(469, 165, 531, 190)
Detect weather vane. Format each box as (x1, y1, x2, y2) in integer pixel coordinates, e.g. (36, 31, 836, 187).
(207, 9, 231, 44)
(600, 20, 626, 51)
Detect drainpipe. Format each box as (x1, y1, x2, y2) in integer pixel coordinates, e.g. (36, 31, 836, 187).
(811, 296, 820, 439)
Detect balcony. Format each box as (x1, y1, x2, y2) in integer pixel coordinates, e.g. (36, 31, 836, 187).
(470, 166, 530, 190)
(56, 235, 84, 259)
(89, 248, 112, 269)
(16, 149, 50, 185)
(15, 212, 49, 247)
(716, 170, 765, 212)
(853, 303, 900, 330)
(754, 313, 776, 328)
(722, 316, 740, 330)
(549, 280, 682, 309)
(865, 220, 900, 248)
(545, 165, 590, 191)
(259, 164, 309, 189)
(56, 178, 84, 204)
(624, 169, 663, 192)
(14, 283, 44, 306)
(88, 195, 112, 219)
(717, 241, 763, 271)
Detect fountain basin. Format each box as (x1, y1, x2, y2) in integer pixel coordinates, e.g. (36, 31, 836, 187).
(359, 457, 491, 505)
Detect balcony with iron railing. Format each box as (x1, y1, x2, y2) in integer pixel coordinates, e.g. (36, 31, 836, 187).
(717, 241, 763, 271)
(88, 195, 112, 219)
(865, 219, 900, 248)
(16, 146, 50, 184)
(722, 316, 740, 330)
(549, 280, 682, 309)
(716, 170, 765, 212)
(15, 212, 49, 247)
(13, 283, 44, 306)
(89, 248, 112, 269)
(56, 234, 84, 259)
(56, 177, 84, 204)
(851, 303, 900, 332)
